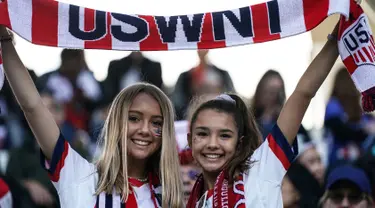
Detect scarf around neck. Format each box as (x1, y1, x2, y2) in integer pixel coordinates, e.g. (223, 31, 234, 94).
(187, 170, 246, 208)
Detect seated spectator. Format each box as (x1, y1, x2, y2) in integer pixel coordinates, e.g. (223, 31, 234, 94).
(319, 165, 373, 208)
(324, 67, 375, 168)
(37, 49, 102, 131)
(282, 162, 324, 208)
(297, 140, 326, 185)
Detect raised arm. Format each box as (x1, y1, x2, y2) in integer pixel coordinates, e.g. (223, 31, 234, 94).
(277, 23, 339, 145)
(0, 26, 59, 159)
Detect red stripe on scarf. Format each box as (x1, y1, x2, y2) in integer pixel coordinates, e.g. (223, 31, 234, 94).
(197, 13, 226, 49)
(252, 3, 280, 43)
(84, 9, 112, 49)
(343, 56, 357, 75)
(139, 15, 168, 51)
(353, 53, 360, 64)
(370, 36, 375, 50)
(303, 0, 329, 31)
(267, 134, 291, 170)
(84, 8, 95, 32)
(127, 189, 138, 208)
(358, 50, 366, 62)
(32, 0, 58, 46)
(0, 0, 11, 29)
(188, 171, 246, 208)
(369, 46, 375, 59)
(363, 47, 374, 62)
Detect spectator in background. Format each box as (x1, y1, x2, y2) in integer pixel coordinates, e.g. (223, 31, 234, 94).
(37, 49, 102, 131)
(319, 165, 373, 208)
(250, 70, 311, 140)
(282, 162, 324, 208)
(324, 67, 375, 169)
(179, 149, 201, 205)
(297, 140, 326, 185)
(0, 68, 38, 149)
(355, 136, 375, 200)
(5, 91, 91, 208)
(103, 52, 163, 102)
(282, 139, 326, 208)
(172, 50, 235, 120)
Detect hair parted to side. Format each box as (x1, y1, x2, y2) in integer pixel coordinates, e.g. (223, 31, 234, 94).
(95, 82, 184, 207)
(189, 93, 262, 181)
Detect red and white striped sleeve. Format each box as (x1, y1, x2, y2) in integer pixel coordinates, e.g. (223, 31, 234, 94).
(40, 133, 95, 192)
(249, 124, 298, 183)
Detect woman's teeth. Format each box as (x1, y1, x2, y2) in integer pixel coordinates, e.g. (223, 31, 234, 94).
(133, 140, 150, 146)
(204, 154, 221, 159)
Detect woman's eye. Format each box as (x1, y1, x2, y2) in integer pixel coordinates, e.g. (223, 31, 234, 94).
(152, 121, 163, 127)
(197, 132, 208, 137)
(128, 116, 140, 122)
(221, 134, 231, 138)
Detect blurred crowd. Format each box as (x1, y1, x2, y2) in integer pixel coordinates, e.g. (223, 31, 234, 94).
(0, 48, 374, 208)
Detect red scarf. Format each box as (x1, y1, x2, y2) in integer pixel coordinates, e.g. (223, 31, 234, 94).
(127, 172, 162, 207)
(187, 171, 246, 208)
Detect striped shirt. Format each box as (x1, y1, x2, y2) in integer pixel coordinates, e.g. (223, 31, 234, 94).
(40, 134, 162, 208)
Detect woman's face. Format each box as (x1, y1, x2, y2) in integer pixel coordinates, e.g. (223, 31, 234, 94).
(259, 76, 284, 107)
(127, 93, 163, 161)
(298, 147, 325, 184)
(323, 182, 369, 208)
(190, 109, 239, 175)
(282, 176, 300, 208)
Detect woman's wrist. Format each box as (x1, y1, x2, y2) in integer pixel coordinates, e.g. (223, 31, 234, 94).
(0, 35, 13, 43)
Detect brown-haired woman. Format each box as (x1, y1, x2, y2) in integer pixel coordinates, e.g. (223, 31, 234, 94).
(186, 23, 340, 208)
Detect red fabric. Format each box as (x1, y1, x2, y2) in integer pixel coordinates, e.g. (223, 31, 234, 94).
(31, 0, 58, 46)
(252, 4, 280, 43)
(187, 171, 246, 208)
(303, 0, 329, 31)
(65, 102, 89, 131)
(49, 141, 69, 182)
(179, 149, 194, 165)
(267, 134, 291, 170)
(197, 13, 226, 49)
(84, 9, 112, 49)
(0, 178, 9, 198)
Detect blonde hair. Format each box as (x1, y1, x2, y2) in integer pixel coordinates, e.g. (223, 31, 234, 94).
(95, 83, 184, 207)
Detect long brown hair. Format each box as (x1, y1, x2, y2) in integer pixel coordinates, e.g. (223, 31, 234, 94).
(189, 93, 262, 181)
(250, 70, 286, 120)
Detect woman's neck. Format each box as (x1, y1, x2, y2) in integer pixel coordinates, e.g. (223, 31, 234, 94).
(127, 157, 147, 179)
(203, 172, 219, 190)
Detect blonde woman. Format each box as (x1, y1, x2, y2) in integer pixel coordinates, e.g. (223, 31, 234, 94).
(0, 26, 184, 208)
